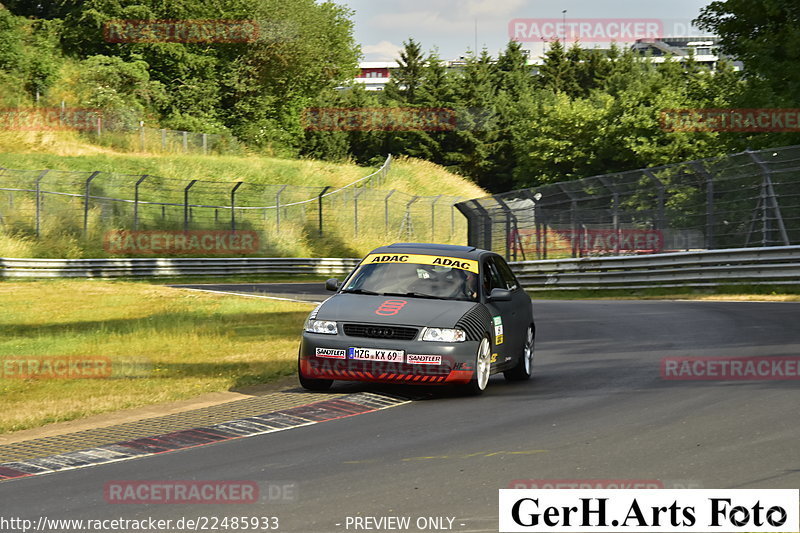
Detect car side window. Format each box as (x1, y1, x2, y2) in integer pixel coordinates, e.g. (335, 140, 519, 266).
(494, 257, 519, 290)
(482, 259, 505, 295)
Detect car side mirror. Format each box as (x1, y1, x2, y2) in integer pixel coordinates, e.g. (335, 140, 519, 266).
(488, 288, 512, 301)
(324, 278, 341, 292)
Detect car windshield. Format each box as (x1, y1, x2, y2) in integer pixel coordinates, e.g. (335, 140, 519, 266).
(342, 262, 479, 301)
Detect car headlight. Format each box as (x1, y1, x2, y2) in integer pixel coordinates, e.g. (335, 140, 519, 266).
(304, 319, 338, 335)
(422, 327, 466, 342)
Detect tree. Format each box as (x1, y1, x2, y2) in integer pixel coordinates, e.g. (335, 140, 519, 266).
(695, 0, 800, 101)
(537, 40, 580, 96)
(384, 38, 425, 104)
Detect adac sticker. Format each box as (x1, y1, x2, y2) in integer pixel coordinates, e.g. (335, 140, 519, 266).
(362, 253, 479, 274)
(490, 353, 498, 363)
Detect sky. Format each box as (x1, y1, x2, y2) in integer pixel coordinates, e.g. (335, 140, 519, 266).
(331, 0, 716, 62)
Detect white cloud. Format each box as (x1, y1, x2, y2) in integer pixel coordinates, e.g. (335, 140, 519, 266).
(361, 40, 404, 61)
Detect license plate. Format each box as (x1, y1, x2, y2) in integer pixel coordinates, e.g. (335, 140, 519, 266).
(348, 347, 404, 362)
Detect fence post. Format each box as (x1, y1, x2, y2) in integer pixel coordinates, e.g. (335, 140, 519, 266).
(318, 186, 331, 236)
(161, 129, 167, 151)
(450, 202, 456, 241)
(430, 195, 442, 241)
(34, 170, 49, 238)
(133, 174, 149, 230)
(83, 171, 101, 237)
(494, 196, 520, 260)
(275, 184, 288, 232)
(182, 131, 188, 153)
(354, 188, 365, 237)
(96, 116, 102, 138)
(747, 151, 790, 246)
(402, 196, 420, 239)
(643, 170, 666, 231)
(384, 189, 396, 232)
(139, 121, 145, 151)
(202, 133, 208, 156)
(556, 184, 581, 257)
(691, 162, 715, 249)
(184, 179, 197, 232)
(598, 176, 621, 254)
(230, 181, 243, 231)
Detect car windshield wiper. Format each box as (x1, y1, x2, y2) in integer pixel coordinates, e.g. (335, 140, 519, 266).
(382, 291, 448, 300)
(340, 288, 381, 295)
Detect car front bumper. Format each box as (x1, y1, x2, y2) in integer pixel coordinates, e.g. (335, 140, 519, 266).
(299, 332, 478, 385)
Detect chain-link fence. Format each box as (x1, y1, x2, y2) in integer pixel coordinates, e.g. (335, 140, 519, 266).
(0, 105, 242, 156)
(456, 145, 800, 260)
(86, 121, 242, 156)
(0, 155, 469, 257)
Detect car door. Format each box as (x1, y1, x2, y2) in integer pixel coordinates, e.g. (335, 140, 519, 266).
(493, 255, 533, 355)
(481, 256, 517, 368)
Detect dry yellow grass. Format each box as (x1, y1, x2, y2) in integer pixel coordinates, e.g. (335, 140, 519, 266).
(0, 280, 314, 433)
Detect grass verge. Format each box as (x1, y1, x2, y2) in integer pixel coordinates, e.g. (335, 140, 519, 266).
(0, 280, 315, 434)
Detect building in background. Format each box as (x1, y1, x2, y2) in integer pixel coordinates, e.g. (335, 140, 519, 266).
(630, 37, 742, 71)
(344, 37, 740, 91)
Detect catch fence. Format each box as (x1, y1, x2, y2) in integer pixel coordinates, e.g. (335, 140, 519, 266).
(456, 145, 800, 260)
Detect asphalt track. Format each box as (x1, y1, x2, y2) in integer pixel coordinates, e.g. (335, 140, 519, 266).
(2, 284, 799, 532)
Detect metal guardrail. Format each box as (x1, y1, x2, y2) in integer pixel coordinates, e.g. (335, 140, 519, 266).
(3, 247, 798, 288)
(510, 246, 800, 291)
(0, 257, 361, 278)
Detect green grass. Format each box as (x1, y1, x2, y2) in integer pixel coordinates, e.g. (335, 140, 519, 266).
(0, 280, 315, 434)
(0, 132, 485, 259)
(0, 131, 483, 196)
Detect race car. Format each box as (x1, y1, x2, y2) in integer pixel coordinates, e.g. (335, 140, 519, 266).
(298, 243, 534, 394)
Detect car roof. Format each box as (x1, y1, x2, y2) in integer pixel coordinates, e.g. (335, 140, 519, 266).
(367, 242, 489, 260)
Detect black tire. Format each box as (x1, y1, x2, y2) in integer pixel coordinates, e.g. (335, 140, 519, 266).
(460, 336, 492, 395)
(298, 361, 333, 391)
(504, 324, 535, 381)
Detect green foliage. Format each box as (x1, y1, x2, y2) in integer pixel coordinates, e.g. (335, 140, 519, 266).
(0, 9, 62, 103)
(696, 0, 800, 101)
(2, 2, 798, 196)
(73, 54, 165, 124)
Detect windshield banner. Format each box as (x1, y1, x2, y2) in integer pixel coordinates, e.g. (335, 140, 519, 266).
(362, 253, 479, 273)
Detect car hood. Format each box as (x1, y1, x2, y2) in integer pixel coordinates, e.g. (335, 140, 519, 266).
(314, 293, 477, 328)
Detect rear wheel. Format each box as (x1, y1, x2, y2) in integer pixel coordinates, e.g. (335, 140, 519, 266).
(461, 336, 491, 395)
(504, 325, 534, 381)
(298, 360, 333, 391)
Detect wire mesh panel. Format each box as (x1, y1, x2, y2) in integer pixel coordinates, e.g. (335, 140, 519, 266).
(0, 155, 470, 257)
(456, 145, 800, 260)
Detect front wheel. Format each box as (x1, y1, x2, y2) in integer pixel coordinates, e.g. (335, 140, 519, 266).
(460, 336, 491, 395)
(298, 360, 333, 391)
(504, 325, 534, 381)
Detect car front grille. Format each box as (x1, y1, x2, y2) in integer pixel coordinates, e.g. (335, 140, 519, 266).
(343, 324, 419, 340)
